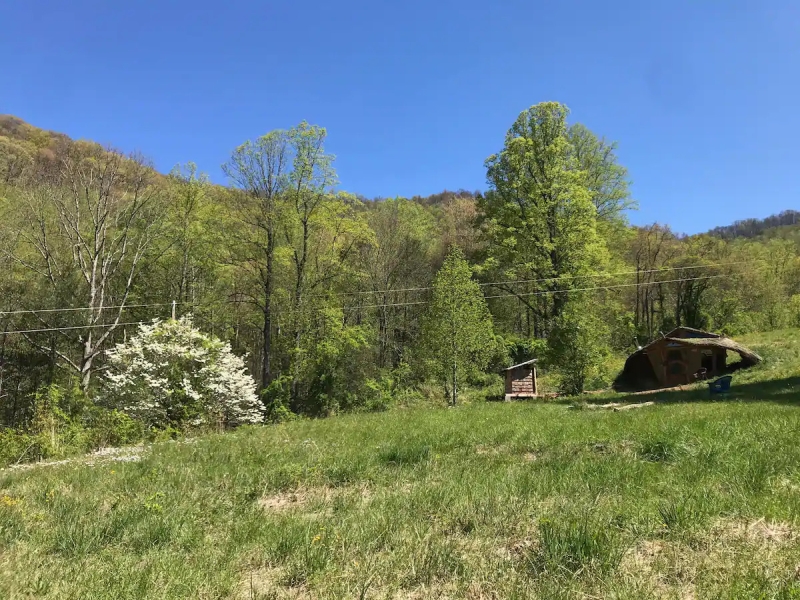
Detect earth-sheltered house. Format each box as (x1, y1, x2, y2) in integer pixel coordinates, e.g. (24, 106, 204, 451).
(613, 326, 761, 392)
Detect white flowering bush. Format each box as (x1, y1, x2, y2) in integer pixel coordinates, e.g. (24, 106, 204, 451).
(104, 316, 263, 428)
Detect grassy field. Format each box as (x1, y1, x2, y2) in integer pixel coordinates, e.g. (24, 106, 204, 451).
(1, 330, 800, 599)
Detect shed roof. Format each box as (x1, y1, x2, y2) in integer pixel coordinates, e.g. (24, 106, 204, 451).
(663, 336, 762, 365)
(664, 326, 720, 339)
(503, 359, 537, 371)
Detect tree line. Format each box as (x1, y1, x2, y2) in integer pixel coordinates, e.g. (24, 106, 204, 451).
(1, 103, 799, 429)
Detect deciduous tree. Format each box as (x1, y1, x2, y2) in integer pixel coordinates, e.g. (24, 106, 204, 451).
(420, 247, 495, 405)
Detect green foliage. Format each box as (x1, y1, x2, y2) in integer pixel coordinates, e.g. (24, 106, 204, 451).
(2, 111, 800, 445)
(3, 331, 800, 598)
(0, 383, 146, 467)
(789, 295, 800, 328)
(0, 429, 38, 466)
(419, 247, 495, 405)
(548, 302, 611, 395)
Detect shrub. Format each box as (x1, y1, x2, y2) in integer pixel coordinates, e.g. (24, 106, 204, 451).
(790, 295, 800, 328)
(103, 316, 263, 428)
(86, 409, 145, 449)
(0, 429, 39, 466)
(363, 375, 395, 412)
(548, 303, 611, 396)
(29, 383, 92, 459)
(261, 375, 296, 423)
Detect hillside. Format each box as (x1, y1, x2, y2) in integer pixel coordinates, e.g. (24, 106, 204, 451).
(1, 329, 799, 598)
(2, 113, 796, 235)
(707, 210, 800, 240)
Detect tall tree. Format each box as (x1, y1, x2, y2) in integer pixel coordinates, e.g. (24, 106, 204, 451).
(5, 143, 162, 389)
(567, 123, 635, 223)
(420, 247, 495, 405)
(480, 102, 608, 337)
(223, 131, 291, 388)
(280, 124, 337, 402)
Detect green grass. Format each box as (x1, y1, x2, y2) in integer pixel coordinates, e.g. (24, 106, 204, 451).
(1, 330, 800, 598)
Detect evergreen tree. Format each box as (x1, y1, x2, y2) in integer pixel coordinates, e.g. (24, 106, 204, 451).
(420, 247, 495, 405)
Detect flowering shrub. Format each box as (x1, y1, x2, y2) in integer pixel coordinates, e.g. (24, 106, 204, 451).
(104, 316, 263, 428)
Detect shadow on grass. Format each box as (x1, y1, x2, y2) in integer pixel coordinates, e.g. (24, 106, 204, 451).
(581, 375, 800, 407)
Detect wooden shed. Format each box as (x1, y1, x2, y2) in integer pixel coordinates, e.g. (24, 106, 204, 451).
(613, 327, 762, 392)
(503, 359, 537, 401)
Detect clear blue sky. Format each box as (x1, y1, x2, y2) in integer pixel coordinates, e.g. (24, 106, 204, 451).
(1, 0, 798, 233)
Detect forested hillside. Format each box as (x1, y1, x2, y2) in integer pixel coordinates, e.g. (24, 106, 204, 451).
(708, 210, 800, 240)
(1, 104, 799, 435)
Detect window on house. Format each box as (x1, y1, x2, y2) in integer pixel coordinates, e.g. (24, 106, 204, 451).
(669, 361, 686, 375)
(667, 349, 683, 362)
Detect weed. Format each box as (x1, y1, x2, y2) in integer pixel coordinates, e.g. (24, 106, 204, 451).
(379, 443, 431, 466)
(638, 439, 676, 463)
(527, 515, 624, 577)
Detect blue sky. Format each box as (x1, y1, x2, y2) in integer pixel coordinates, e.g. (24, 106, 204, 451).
(1, 0, 798, 233)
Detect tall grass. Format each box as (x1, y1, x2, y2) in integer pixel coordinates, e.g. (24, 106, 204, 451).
(1, 328, 799, 598)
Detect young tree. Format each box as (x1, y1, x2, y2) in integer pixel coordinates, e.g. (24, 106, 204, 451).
(420, 247, 495, 405)
(548, 302, 610, 396)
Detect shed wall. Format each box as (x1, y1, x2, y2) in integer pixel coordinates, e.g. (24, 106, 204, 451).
(504, 366, 537, 399)
(646, 339, 728, 387)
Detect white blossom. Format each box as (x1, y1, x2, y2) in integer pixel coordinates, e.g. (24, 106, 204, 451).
(103, 316, 263, 427)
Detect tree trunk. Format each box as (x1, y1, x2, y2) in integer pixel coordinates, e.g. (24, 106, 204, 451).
(261, 231, 275, 389)
(451, 358, 457, 406)
(80, 330, 94, 391)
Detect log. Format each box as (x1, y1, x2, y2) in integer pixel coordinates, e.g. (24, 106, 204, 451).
(612, 401, 655, 412)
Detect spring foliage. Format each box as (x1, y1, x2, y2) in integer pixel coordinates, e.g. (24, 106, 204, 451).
(104, 316, 263, 428)
(420, 247, 496, 405)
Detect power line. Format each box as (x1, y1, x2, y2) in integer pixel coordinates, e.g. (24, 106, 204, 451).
(342, 274, 731, 310)
(477, 260, 757, 289)
(0, 272, 748, 330)
(0, 302, 179, 317)
(314, 259, 764, 298)
(0, 321, 148, 337)
(0, 260, 764, 319)
(483, 274, 728, 299)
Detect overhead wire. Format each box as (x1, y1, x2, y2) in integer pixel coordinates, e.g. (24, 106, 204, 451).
(0, 260, 762, 317)
(0, 321, 149, 337)
(343, 273, 733, 310)
(0, 261, 760, 328)
(312, 259, 764, 298)
(0, 301, 181, 317)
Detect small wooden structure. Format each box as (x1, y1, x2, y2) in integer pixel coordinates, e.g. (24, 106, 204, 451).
(614, 327, 762, 392)
(503, 359, 537, 401)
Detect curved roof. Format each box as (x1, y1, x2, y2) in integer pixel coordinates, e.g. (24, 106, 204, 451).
(664, 336, 762, 365)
